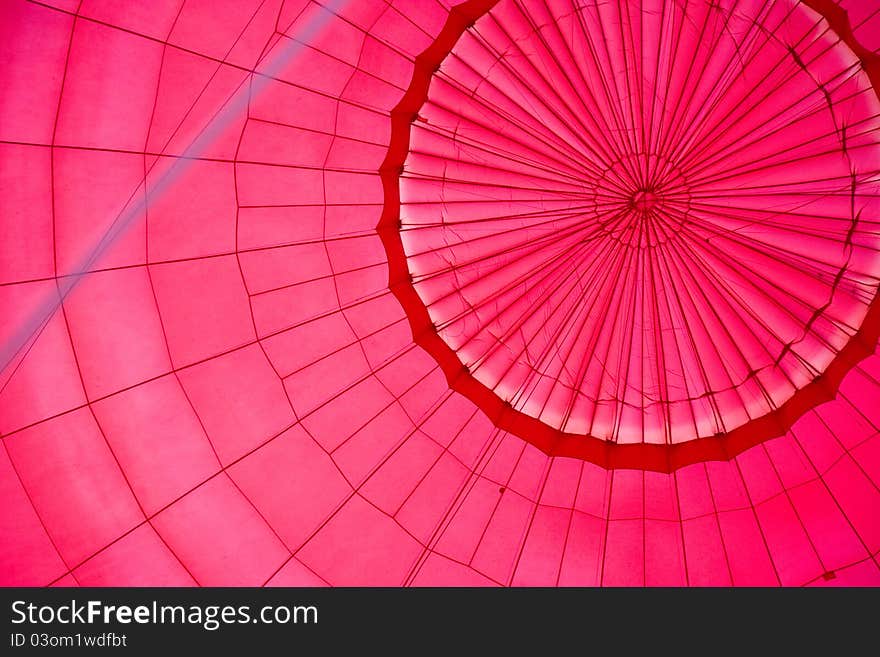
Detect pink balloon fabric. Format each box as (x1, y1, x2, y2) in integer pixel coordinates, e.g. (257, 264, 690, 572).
(1, 0, 879, 587)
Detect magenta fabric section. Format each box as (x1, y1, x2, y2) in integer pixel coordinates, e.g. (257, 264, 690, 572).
(1, 0, 878, 587)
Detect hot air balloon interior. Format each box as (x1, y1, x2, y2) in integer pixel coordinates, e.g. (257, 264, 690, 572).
(1, 0, 879, 587)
